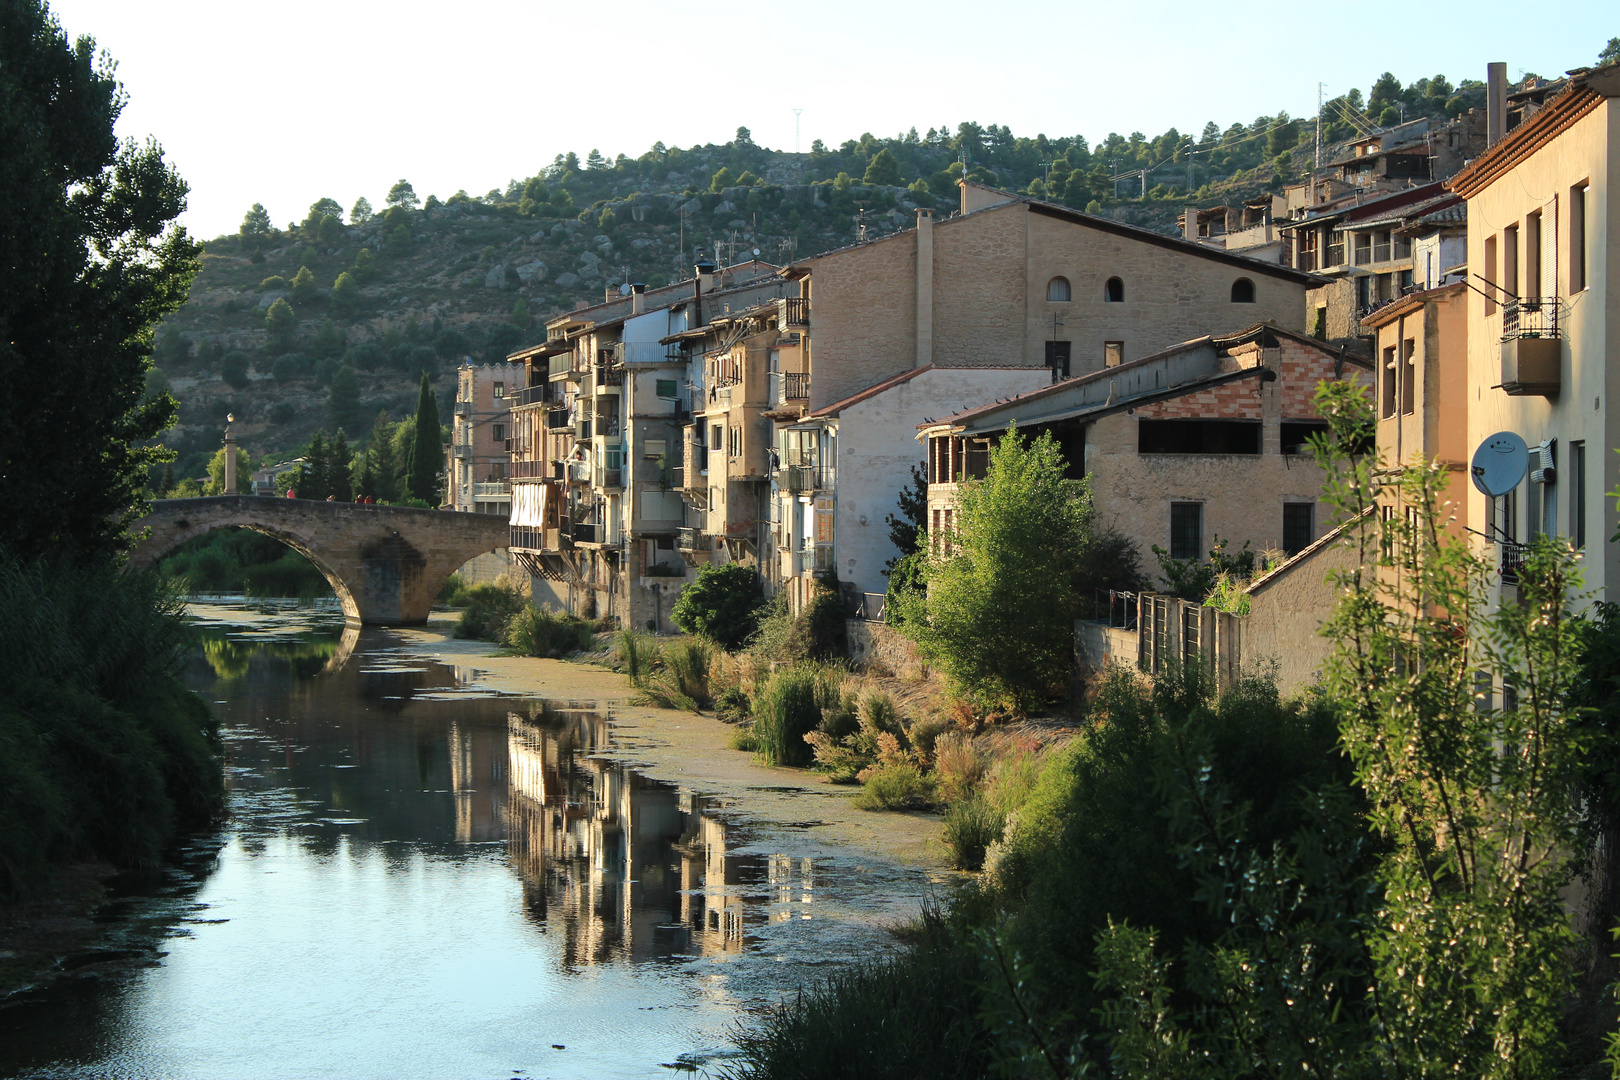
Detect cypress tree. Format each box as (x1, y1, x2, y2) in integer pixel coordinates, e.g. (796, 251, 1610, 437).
(329, 430, 353, 502)
(365, 411, 399, 502)
(158, 461, 175, 498)
(405, 374, 441, 504)
(300, 432, 329, 500)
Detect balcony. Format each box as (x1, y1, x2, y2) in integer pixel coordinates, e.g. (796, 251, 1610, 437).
(509, 384, 550, 408)
(1500, 297, 1563, 396)
(547, 409, 572, 430)
(548, 354, 574, 379)
(452, 444, 474, 459)
(779, 297, 809, 328)
(666, 465, 683, 490)
(566, 461, 591, 484)
(782, 371, 809, 400)
(453, 400, 473, 417)
(595, 363, 624, 389)
(783, 465, 822, 493)
(1501, 540, 1530, 585)
(566, 522, 605, 545)
(677, 527, 707, 551)
(598, 467, 623, 490)
(509, 525, 562, 552)
(472, 481, 510, 497)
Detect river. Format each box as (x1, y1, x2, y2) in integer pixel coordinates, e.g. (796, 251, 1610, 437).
(0, 602, 942, 1079)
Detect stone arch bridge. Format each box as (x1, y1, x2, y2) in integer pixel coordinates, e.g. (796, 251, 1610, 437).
(129, 497, 510, 625)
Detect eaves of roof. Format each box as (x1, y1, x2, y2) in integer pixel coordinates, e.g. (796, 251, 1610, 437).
(1449, 66, 1619, 197)
(811, 365, 934, 418)
(1245, 506, 1374, 595)
(949, 365, 1273, 438)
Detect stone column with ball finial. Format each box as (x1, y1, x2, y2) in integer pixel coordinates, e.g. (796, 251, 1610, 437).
(223, 413, 238, 494)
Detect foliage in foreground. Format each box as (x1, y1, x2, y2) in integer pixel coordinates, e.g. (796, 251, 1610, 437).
(731, 384, 1609, 1078)
(0, 554, 223, 897)
(453, 581, 529, 641)
(502, 605, 596, 659)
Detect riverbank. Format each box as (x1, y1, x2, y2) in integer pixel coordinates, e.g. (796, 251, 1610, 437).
(391, 613, 953, 872)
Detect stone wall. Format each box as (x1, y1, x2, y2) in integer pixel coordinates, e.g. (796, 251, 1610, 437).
(845, 619, 927, 679)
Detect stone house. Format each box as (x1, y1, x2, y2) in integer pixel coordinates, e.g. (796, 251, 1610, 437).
(918, 324, 1374, 580)
(446, 361, 524, 516)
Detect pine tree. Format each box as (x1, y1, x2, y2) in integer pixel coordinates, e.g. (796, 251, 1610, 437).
(158, 461, 175, 498)
(405, 375, 441, 504)
(328, 430, 353, 502)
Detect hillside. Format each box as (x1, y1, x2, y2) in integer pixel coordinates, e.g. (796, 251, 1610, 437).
(149, 65, 1507, 482)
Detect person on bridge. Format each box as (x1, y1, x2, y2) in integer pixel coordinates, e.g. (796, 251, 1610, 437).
(286, 488, 296, 499)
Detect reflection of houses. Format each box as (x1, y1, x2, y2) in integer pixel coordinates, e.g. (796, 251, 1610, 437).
(504, 710, 808, 964)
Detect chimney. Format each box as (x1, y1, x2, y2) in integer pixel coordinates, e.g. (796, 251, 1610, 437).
(915, 209, 933, 368)
(630, 282, 646, 315)
(1183, 207, 1199, 241)
(1487, 62, 1507, 145)
(605, 287, 614, 304)
(693, 260, 716, 325)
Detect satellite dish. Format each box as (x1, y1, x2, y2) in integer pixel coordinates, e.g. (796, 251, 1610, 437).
(1470, 431, 1529, 497)
(619, 282, 632, 296)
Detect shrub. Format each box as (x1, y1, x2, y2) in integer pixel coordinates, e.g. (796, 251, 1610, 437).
(671, 562, 762, 651)
(853, 761, 935, 811)
(438, 572, 468, 605)
(639, 638, 712, 713)
(714, 685, 750, 723)
(752, 664, 844, 767)
(503, 606, 595, 658)
(933, 732, 987, 804)
(727, 725, 759, 752)
(786, 584, 848, 660)
(907, 715, 953, 760)
(614, 628, 654, 684)
(454, 581, 528, 641)
(942, 797, 1004, 870)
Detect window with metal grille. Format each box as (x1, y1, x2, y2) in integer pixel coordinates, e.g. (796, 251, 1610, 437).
(1283, 502, 1314, 556)
(1170, 503, 1202, 561)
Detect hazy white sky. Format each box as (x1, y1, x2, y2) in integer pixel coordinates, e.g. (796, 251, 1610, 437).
(44, 0, 1616, 240)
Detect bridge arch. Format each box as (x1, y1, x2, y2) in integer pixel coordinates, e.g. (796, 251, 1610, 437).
(128, 497, 511, 626)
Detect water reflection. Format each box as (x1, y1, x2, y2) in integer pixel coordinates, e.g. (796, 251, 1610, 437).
(0, 608, 917, 1080)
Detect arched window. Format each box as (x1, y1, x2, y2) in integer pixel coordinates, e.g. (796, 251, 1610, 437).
(1231, 278, 1256, 303)
(1104, 277, 1124, 303)
(1046, 276, 1071, 302)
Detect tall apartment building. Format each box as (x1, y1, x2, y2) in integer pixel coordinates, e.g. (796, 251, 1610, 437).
(1449, 62, 1620, 607)
(506, 266, 792, 630)
(446, 361, 523, 515)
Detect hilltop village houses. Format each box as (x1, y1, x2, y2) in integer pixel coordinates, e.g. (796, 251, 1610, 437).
(488, 60, 1618, 693)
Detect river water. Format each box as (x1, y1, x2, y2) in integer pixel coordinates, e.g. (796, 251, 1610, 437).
(0, 603, 939, 1080)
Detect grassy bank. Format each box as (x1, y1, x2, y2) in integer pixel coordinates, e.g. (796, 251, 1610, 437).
(0, 555, 225, 900)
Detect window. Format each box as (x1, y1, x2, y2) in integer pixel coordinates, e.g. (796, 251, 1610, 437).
(1503, 223, 1519, 298)
(1356, 276, 1372, 310)
(709, 424, 722, 451)
(1104, 341, 1124, 367)
(1170, 503, 1203, 561)
(1230, 278, 1255, 303)
(1381, 345, 1398, 419)
(1104, 277, 1124, 303)
(1283, 503, 1314, 556)
(1572, 441, 1586, 548)
(1372, 231, 1391, 263)
(1326, 229, 1345, 265)
(492, 423, 506, 443)
(1393, 234, 1412, 260)
(1571, 183, 1588, 292)
(1138, 419, 1261, 455)
(1400, 338, 1415, 416)
(728, 425, 741, 458)
(1484, 235, 1498, 315)
(1353, 233, 1372, 265)
(1525, 211, 1541, 296)
(1280, 421, 1328, 455)
(1493, 488, 1517, 544)
(1044, 340, 1071, 379)
(656, 378, 678, 398)
(1046, 276, 1071, 302)
(493, 382, 505, 399)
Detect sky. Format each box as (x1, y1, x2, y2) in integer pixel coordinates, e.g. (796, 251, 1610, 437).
(43, 0, 1617, 241)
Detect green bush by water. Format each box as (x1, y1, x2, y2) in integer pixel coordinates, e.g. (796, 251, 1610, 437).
(454, 582, 528, 641)
(0, 555, 223, 898)
(940, 796, 1003, 870)
(751, 664, 844, 767)
(502, 606, 596, 658)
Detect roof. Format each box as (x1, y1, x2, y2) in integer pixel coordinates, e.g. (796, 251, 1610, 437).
(785, 187, 1323, 286)
(1276, 183, 1446, 234)
(810, 365, 934, 418)
(1339, 192, 1462, 232)
(1449, 64, 1620, 197)
(1357, 281, 1467, 330)
(918, 322, 1368, 433)
(1245, 507, 1373, 596)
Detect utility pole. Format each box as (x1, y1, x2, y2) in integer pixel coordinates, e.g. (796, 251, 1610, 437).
(792, 108, 803, 154)
(1314, 81, 1326, 206)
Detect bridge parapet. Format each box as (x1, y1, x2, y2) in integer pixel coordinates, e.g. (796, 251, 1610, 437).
(129, 497, 511, 626)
